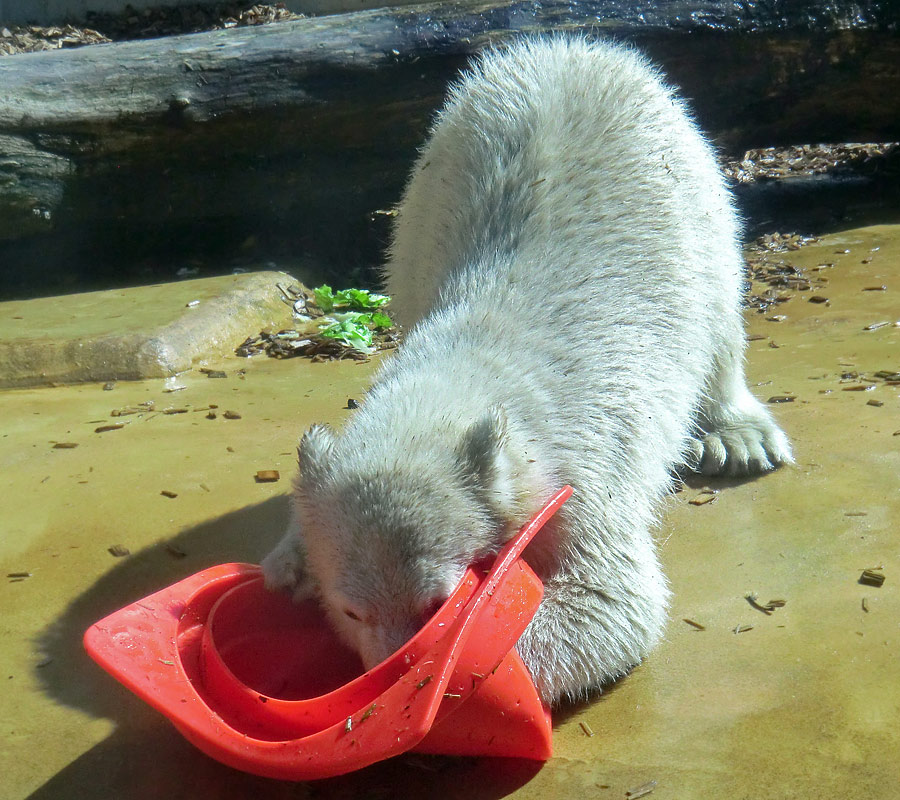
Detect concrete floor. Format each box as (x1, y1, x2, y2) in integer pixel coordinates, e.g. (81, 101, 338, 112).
(2, 223, 898, 799)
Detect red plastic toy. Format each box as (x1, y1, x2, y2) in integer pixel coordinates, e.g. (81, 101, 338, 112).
(84, 486, 573, 780)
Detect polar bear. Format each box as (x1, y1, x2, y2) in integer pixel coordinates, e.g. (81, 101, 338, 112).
(263, 35, 791, 703)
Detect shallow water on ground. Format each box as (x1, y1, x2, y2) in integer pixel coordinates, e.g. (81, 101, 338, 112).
(1, 224, 898, 799)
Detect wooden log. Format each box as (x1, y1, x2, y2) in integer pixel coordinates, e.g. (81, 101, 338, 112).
(3, 0, 898, 133)
(0, 0, 898, 293)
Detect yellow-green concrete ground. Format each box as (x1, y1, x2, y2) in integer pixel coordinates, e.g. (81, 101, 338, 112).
(2, 224, 898, 800)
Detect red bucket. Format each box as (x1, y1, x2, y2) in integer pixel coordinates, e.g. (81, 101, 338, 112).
(84, 487, 572, 779)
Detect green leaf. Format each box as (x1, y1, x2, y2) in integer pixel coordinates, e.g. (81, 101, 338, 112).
(313, 284, 335, 313)
(333, 288, 391, 310)
(313, 284, 391, 315)
(319, 317, 375, 352)
(370, 311, 393, 329)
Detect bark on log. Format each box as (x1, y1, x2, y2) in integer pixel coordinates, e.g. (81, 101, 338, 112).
(0, 0, 898, 295)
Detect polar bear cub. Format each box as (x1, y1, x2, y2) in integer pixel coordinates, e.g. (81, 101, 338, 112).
(263, 35, 792, 703)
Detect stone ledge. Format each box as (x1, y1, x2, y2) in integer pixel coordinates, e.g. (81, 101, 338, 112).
(0, 270, 297, 387)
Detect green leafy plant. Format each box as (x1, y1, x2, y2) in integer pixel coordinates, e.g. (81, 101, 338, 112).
(313, 285, 390, 314)
(313, 285, 394, 353)
(319, 317, 375, 352)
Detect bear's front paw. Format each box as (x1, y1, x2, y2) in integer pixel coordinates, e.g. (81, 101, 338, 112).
(690, 416, 792, 476)
(261, 534, 307, 597)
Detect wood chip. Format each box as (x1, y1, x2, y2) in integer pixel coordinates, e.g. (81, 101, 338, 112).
(862, 285, 886, 291)
(579, 721, 595, 737)
(94, 423, 125, 433)
(689, 493, 717, 506)
(859, 569, 885, 588)
(205, 370, 227, 379)
(7, 571, 32, 579)
(682, 618, 706, 630)
(732, 624, 753, 634)
(842, 384, 875, 391)
(626, 780, 658, 798)
(52, 442, 79, 449)
(255, 470, 280, 483)
(808, 296, 829, 303)
(767, 395, 795, 403)
(861, 597, 869, 613)
(863, 321, 890, 331)
(163, 407, 188, 414)
(867, 399, 884, 407)
(223, 410, 242, 419)
(160, 490, 178, 498)
(108, 544, 130, 557)
(745, 594, 774, 615)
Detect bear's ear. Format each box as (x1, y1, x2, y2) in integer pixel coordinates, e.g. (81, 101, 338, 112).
(459, 406, 518, 529)
(297, 424, 335, 485)
(461, 406, 508, 482)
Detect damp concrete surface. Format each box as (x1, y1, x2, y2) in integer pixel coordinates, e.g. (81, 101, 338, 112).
(1, 224, 898, 799)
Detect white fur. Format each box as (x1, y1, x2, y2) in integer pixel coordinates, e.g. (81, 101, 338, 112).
(263, 35, 792, 704)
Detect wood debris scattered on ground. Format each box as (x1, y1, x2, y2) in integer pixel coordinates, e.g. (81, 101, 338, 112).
(859, 569, 885, 588)
(0, 3, 303, 55)
(237, 283, 399, 362)
(723, 143, 898, 183)
(0, 23, 109, 54)
(94, 423, 125, 433)
(744, 232, 826, 315)
(745, 594, 786, 615)
(688, 490, 718, 506)
(236, 329, 400, 361)
(625, 780, 658, 799)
